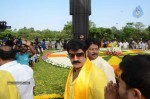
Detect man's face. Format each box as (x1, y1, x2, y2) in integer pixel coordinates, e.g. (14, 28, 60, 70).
(68, 49, 86, 69)
(87, 44, 99, 60)
(20, 44, 28, 53)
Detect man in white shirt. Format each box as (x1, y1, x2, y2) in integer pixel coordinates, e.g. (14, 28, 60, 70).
(123, 40, 129, 49)
(0, 45, 34, 99)
(85, 38, 116, 83)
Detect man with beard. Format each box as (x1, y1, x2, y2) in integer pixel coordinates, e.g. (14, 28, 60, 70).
(15, 40, 35, 66)
(64, 39, 107, 99)
(85, 38, 116, 83)
(105, 55, 150, 99)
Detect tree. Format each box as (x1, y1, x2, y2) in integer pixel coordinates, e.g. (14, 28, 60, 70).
(17, 27, 30, 39)
(0, 29, 16, 39)
(122, 26, 136, 41)
(134, 22, 145, 40)
(62, 21, 72, 38)
(89, 20, 96, 29)
(111, 26, 122, 40)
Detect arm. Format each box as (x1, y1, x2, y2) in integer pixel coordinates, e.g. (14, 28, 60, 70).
(26, 40, 35, 57)
(13, 39, 18, 49)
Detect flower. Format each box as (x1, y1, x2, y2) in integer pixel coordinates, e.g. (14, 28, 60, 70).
(105, 47, 123, 56)
(43, 51, 72, 68)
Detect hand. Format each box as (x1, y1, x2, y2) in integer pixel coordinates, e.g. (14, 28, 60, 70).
(104, 81, 119, 99)
(13, 39, 17, 44)
(26, 40, 31, 46)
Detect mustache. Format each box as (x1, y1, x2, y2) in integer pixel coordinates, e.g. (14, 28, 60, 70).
(92, 53, 98, 56)
(72, 61, 81, 64)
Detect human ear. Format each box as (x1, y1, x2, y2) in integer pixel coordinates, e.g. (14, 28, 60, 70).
(131, 88, 143, 99)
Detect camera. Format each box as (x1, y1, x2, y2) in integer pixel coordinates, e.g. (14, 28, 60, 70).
(0, 21, 11, 31)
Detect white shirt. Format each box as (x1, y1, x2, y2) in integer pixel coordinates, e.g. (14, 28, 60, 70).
(123, 42, 129, 49)
(91, 56, 116, 83)
(118, 42, 123, 48)
(0, 61, 34, 99)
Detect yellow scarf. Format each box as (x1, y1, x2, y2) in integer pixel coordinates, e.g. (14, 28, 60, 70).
(64, 58, 107, 99)
(0, 70, 20, 99)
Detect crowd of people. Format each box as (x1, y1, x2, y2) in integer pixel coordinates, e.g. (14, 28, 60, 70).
(0, 35, 150, 99)
(0, 35, 69, 67)
(102, 39, 150, 50)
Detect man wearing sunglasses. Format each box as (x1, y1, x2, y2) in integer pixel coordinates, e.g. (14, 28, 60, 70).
(85, 38, 116, 83)
(64, 39, 107, 99)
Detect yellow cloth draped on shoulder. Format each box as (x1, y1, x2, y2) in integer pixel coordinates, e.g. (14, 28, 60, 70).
(0, 70, 20, 99)
(64, 58, 107, 99)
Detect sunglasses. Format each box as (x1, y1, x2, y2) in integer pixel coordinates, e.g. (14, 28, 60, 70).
(68, 52, 85, 58)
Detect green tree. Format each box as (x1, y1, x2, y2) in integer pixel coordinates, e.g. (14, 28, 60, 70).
(62, 21, 72, 38)
(134, 22, 145, 39)
(0, 29, 16, 39)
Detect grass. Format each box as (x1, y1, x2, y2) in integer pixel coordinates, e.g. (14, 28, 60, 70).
(33, 50, 70, 96)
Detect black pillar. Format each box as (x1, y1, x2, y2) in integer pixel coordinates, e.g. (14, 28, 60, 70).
(70, 0, 91, 40)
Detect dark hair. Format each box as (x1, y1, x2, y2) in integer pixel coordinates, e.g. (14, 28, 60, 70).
(66, 39, 86, 53)
(5, 40, 14, 47)
(0, 46, 16, 60)
(120, 55, 150, 98)
(85, 38, 100, 49)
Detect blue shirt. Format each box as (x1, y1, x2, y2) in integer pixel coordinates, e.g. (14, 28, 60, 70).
(16, 52, 30, 65)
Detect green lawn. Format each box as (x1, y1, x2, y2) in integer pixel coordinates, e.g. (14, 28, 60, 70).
(33, 50, 70, 96)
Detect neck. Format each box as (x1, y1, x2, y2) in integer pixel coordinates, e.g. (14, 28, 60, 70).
(73, 67, 81, 80)
(73, 67, 81, 73)
(0, 60, 13, 66)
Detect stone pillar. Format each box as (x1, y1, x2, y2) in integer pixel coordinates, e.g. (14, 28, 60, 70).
(70, 0, 91, 39)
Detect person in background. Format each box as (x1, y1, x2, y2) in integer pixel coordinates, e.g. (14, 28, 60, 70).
(122, 40, 129, 49)
(41, 39, 46, 50)
(34, 37, 43, 55)
(29, 42, 38, 67)
(55, 39, 62, 50)
(85, 38, 116, 83)
(79, 34, 85, 41)
(0, 45, 35, 99)
(64, 39, 107, 99)
(47, 40, 52, 50)
(63, 39, 68, 51)
(15, 40, 35, 66)
(105, 55, 150, 99)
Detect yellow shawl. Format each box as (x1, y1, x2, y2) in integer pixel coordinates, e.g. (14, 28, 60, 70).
(0, 70, 20, 99)
(64, 58, 107, 99)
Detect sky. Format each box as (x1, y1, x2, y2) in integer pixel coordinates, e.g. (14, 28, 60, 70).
(0, 0, 150, 31)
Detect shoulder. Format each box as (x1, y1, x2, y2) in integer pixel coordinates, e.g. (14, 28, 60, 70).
(92, 56, 110, 66)
(14, 63, 33, 76)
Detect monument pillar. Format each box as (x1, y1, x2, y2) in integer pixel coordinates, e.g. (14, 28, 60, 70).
(70, 0, 91, 39)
